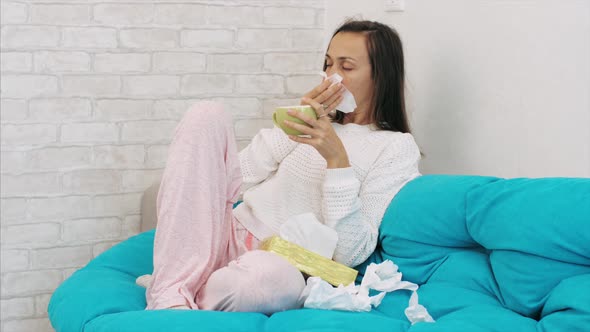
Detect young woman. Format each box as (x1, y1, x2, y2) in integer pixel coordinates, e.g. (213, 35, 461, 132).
(145, 20, 421, 313)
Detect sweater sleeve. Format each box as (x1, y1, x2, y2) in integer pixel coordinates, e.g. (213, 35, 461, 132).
(239, 126, 298, 189)
(322, 133, 421, 267)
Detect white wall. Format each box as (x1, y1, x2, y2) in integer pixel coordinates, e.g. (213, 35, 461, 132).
(327, 0, 590, 177)
(0, 1, 324, 330)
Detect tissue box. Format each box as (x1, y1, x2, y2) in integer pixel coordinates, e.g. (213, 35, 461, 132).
(260, 236, 358, 286)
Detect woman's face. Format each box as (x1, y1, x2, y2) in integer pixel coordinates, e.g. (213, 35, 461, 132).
(325, 32, 374, 116)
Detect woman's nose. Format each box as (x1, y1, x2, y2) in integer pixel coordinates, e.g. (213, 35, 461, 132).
(325, 67, 337, 77)
(325, 69, 346, 86)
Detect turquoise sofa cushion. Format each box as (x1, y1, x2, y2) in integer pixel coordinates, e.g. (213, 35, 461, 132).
(359, 175, 590, 331)
(49, 175, 590, 331)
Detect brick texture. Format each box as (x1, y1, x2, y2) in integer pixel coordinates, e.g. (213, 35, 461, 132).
(0, 0, 325, 329)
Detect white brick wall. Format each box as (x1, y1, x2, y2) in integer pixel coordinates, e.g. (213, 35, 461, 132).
(1, 75, 59, 98)
(94, 53, 151, 73)
(181, 29, 234, 48)
(34, 51, 91, 73)
(29, 98, 92, 122)
(0, 1, 325, 330)
(1, 52, 33, 72)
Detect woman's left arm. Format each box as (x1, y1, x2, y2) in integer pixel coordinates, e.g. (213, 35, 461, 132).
(322, 134, 421, 267)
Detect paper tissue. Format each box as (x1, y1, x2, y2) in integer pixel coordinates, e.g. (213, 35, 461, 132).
(262, 212, 434, 325)
(302, 260, 435, 324)
(260, 213, 357, 287)
(279, 212, 338, 259)
(319, 72, 357, 114)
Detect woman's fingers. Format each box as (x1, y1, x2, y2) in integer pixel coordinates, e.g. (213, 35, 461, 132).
(304, 79, 332, 101)
(283, 119, 315, 136)
(300, 97, 325, 119)
(324, 96, 344, 115)
(302, 97, 336, 120)
(315, 82, 343, 105)
(287, 134, 314, 145)
(286, 107, 318, 127)
(322, 89, 344, 111)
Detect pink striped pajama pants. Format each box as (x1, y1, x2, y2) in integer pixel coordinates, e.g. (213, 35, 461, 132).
(146, 101, 305, 314)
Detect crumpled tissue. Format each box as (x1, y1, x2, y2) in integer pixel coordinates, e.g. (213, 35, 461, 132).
(279, 212, 338, 259)
(277, 213, 433, 324)
(405, 291, 435, 324)
(302, 260, 435, 325)
(319, 72, 357, 113)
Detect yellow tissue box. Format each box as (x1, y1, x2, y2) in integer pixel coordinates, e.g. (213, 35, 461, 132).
(260, 236, 358, 286)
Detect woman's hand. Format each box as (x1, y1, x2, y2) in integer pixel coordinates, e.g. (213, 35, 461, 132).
(283, 97, 350, 169)
(301, 78, 345, 114)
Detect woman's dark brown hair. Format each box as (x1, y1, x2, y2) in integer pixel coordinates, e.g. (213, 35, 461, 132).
(326, 20, 411, 133)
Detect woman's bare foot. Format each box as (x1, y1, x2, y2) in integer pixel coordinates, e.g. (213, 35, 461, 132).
(135, 274, 153, 288)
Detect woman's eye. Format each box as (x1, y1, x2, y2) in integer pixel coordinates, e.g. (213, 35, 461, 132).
(325, 64, 333, 67)
(342, 67, 353, 71)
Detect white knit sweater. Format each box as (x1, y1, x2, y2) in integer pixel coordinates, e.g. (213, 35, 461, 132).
(233, 122, 421, 267)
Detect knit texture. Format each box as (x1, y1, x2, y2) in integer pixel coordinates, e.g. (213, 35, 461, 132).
(234, 123, 421, 267)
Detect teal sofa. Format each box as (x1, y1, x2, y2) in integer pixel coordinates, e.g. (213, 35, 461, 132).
(48, 175, 590, 331)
